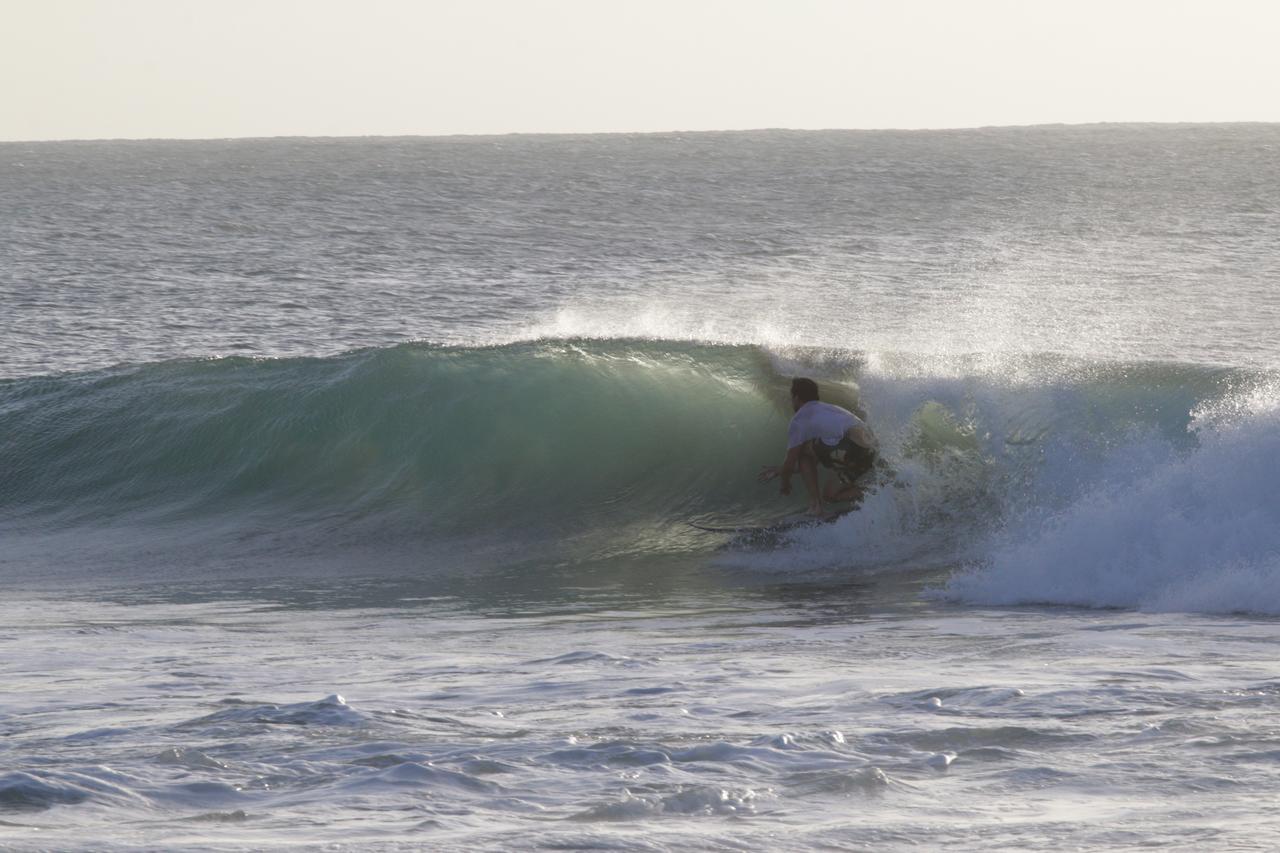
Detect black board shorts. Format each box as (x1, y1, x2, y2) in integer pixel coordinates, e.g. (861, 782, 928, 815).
(811, 436, 876, 485)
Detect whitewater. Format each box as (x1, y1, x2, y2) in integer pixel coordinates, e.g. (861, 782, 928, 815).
(3, 125, 1280, 850)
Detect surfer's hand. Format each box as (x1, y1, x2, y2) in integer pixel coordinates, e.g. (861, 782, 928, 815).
(758, 466, 780, 483)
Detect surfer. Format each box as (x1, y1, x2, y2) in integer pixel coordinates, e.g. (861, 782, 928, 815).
(758, 377, 878, 516)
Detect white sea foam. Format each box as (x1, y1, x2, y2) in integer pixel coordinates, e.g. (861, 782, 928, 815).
(943, 388, 1280, 614)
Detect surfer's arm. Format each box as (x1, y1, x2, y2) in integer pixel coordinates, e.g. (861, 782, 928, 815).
(759, 445, 806, 494)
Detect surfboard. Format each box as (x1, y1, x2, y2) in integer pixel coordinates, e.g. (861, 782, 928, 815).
(688, 507, 856, 536)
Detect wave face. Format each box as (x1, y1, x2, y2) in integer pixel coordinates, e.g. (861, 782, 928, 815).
(0, 341, 796, 571)
(4, 340, 1278, 613)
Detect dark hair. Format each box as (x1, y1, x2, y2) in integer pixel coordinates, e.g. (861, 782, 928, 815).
(790, 377, 819, 403)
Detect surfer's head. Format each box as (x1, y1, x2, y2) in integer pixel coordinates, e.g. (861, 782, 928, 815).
(790, 377, 819, 411)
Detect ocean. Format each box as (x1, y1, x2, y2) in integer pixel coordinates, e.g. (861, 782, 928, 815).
(2, 125, 1280, 850)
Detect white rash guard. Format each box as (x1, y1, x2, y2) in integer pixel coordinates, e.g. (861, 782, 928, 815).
(786, 401, 869, 450)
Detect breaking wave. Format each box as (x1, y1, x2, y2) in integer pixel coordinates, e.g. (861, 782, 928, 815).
(2, 338, 1277, 613)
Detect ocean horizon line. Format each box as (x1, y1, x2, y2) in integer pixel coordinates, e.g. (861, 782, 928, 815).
(5, 119, 1279, 145)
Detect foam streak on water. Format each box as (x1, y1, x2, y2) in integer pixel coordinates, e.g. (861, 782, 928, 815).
(3, 587, 1280, 851)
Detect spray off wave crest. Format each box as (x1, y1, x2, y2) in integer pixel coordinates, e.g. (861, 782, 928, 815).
(3, 338, 1278, 614)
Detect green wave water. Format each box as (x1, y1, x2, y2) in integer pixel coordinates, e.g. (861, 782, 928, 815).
(2, 342, 799, 541)
(1, 339, 1269, 579)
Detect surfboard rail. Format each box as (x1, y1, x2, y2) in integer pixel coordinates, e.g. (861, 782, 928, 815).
(688, 507, 855, 536)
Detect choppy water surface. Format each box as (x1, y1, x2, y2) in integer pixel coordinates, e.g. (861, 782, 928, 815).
(4, 125, 1280, 377)
(5, 580, 1280, 851)
(3, 125, 1280, 849)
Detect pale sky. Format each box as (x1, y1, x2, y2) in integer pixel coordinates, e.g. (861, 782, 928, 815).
(3, 0, 1279, 141)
